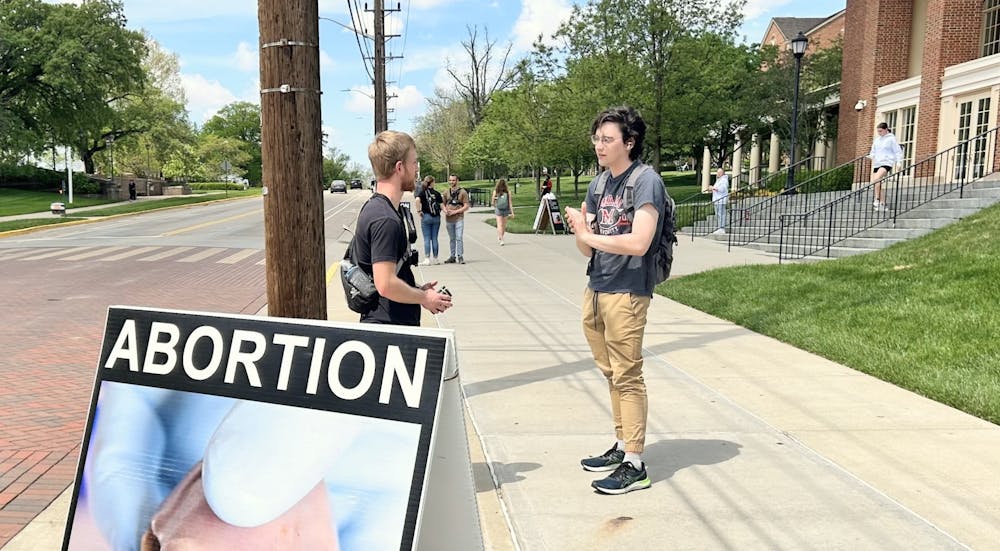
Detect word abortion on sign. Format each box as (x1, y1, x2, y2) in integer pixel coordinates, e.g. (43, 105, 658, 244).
(62, 306, 475, 551)
(103, 318, 430, 410)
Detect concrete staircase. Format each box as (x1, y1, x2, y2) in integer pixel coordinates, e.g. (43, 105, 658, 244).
(681, 175, 1000, 259)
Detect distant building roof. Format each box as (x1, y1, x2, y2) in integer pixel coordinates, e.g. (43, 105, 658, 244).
(772, 17, 829, 40)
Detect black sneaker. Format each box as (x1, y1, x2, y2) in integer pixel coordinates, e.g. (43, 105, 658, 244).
(457, 255, 465, 264)
(580, 446, 624, 472)
(443, 256, 456, 264)
(591, 461, 651, 495)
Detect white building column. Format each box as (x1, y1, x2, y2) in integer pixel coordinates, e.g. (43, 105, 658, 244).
(814, 116, 827, 170)
(750, 134, 762, 187)
(769, 132, 781, 174)
(701, 146, 711, 192)
(731, 140, 743, 191)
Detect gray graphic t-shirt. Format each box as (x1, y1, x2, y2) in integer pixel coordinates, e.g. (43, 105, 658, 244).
(585, 162, 665, 297)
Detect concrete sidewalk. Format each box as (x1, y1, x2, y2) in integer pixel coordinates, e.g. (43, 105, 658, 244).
(7, 207, 1000, 550)
(334, 211, 998, 549)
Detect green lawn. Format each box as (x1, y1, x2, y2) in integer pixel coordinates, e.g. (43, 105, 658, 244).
(658, 203, 1000, 425)
(472, 171, 701, 234)
(0, 188, 115, 216)
(0, 188, 261, 233)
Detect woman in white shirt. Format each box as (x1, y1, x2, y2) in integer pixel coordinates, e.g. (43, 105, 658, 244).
(868, 122, 904, 211)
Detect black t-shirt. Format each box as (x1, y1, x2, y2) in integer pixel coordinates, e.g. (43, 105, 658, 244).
(418, 187, 443, 217)
(354, 194, 420, 326)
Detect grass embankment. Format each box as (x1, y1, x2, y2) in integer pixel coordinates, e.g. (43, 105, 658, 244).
(469, 172, 701, 234)
(0, 188, 115, 215)
(658, 203, 1000, 425)
(0, 187, 261, 233)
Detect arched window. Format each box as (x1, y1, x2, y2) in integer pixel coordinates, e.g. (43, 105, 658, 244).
(984, 0, 1000, 56)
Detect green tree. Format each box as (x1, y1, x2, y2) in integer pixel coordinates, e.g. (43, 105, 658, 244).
(459, 120, 510, 181)
(552, 0, 746, 170)
(445, 25, 517, 128)
(413, 96, 472, 177)
(201, 101, 262, 184)
(0, 0, 147, 167)
(322, 146, 353, 184)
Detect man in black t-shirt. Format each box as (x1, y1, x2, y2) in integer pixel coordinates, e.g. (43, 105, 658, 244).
(355, 131, 452, 325)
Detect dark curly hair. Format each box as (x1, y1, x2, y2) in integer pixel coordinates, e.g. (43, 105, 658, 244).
(590, 106, 646, 162)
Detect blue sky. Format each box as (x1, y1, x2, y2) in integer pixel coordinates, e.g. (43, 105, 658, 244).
(64, 0, 845, 169)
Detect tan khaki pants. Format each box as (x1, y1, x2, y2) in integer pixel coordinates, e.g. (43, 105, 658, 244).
(582, 288, 650, 453)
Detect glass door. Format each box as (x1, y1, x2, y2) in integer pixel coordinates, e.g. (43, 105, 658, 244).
(954, 95, 993, 181)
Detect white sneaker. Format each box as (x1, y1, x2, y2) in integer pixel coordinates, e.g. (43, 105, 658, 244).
(432, 257, 439, 265)
(420, 258, 431, 266)
(873, 200, 880, 208)
(499, 239, 504, 246)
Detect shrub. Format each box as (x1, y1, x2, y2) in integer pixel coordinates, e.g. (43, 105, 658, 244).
(188, 182, 245, 191)
(0, 164, 65, 190)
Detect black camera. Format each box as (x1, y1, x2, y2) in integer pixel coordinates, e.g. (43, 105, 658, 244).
(406, 248, 419, 267)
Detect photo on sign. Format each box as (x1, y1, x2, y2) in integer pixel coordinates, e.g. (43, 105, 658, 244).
(65, 382, 420, 551)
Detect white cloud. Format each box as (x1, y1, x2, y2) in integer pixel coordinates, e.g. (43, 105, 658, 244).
(410, 0, 460, 8)
(511, 0, 573, 52)
(121, 0, 256, 23)
(399, 44, 466, 74)
(181, 73, 239, 122)
(234, 42, 257, 72)
(344, 86, 375, 114)
(319, 49, 338, 72)
(744, 0, 794, 21)
(390, 85, 425, 115)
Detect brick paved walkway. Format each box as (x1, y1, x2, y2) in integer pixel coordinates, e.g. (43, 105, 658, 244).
(0, 248, 266, 546)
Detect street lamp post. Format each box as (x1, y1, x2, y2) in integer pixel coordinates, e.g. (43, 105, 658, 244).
(106, 136, 115, 193)
(145, 142, 151, 188)
(785, 31, 808, 194)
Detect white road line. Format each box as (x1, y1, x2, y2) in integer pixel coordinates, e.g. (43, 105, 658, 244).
(0, 249, 39, 260)
(99, 246, 162, 262)
(138, 246, 194, 262)
(61, 247, 126, 261)
(177, 248, 227, 263)
(18, 248, 92, 261)
(217, 249, 260, 264)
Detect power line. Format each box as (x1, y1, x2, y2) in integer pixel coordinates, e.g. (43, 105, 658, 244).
(344, 0, 374, 82)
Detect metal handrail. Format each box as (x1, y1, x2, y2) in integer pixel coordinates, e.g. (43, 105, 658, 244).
(726, 153, 868, 249)
(777, 125, 999, 261)
(675, 156, 822, 239)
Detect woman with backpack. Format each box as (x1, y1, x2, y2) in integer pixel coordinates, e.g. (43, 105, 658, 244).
(491, 178, 514, 245)
(415, 175, 444, 264)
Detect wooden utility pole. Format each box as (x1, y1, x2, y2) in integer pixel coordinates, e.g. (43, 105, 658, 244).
(258, 0, 326, 319)
(373, 0, 387, 133)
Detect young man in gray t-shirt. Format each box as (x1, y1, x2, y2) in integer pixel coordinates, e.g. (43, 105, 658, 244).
(565, 106, 664, 495)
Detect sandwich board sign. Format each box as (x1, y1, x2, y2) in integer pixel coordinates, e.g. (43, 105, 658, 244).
(532, 193, 567, 234)
(63, 306, 482, 551)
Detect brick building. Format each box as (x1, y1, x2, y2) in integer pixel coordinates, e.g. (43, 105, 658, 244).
(838, 0, 1000, 171)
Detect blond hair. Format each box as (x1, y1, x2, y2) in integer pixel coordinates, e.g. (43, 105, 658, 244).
(368, 131, 416, 180)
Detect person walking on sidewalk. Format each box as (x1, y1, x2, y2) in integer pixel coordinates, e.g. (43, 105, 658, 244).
(491, 178, 514, 245)
(708, 168, 728, 234)
(564, 105, 665, 495)
(868, 122, 904, 212)
(355, 131, 452, 326)
(415, 175, 443, 264)
(442, 174, 469, 264)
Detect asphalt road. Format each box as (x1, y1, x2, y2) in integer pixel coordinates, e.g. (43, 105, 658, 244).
(0, 189, 370, 546)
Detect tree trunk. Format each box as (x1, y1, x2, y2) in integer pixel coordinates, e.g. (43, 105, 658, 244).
(259, 0, 326, 319)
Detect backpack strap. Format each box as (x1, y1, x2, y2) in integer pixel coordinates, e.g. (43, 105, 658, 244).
(621, 164, 654, 223)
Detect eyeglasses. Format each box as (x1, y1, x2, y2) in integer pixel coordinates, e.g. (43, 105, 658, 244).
(590, 135, 620, 146)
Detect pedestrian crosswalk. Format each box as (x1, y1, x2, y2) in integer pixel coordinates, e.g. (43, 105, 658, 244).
(0, 246, 268, 266)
